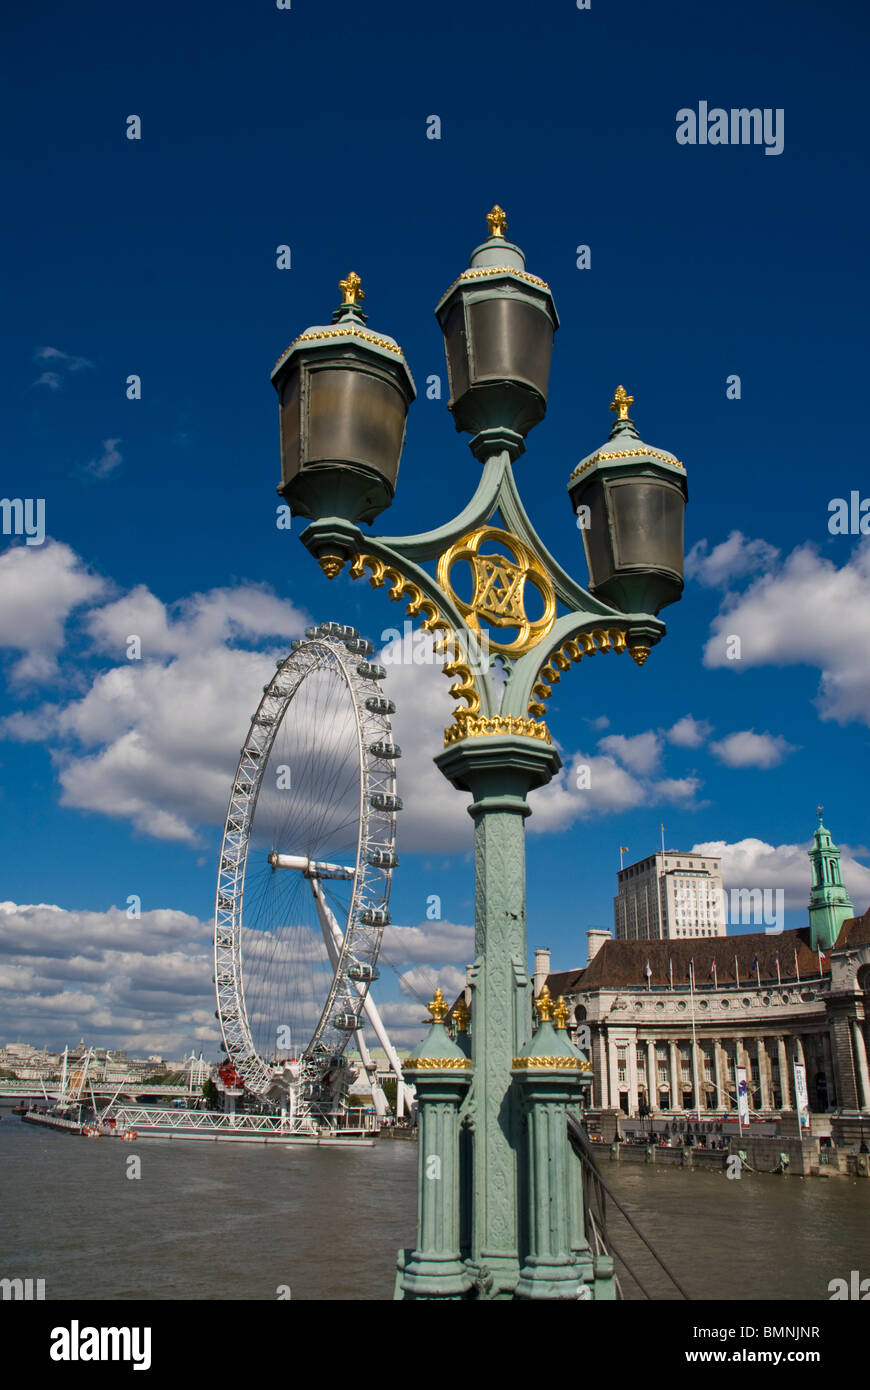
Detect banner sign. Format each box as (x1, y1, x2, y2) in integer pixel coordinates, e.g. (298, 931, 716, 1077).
(736, 1065, 750, 1127)
(793, 1062, 810, 1129)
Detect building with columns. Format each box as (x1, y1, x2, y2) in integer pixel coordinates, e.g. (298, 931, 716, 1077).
(538, 814, 870, 1119)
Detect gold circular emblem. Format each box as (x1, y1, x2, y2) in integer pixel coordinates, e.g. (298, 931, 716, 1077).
(437, 526, 556, 657)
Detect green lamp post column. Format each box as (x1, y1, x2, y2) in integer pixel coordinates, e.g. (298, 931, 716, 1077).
(398, 988, 472, 1300)
(273, 208, 687, 1299)
(435, 735, 561, 1297)
(512, 988, 595, 1299)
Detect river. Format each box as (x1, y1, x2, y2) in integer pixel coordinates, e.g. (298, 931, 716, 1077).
(1, 1113, 866, 1300)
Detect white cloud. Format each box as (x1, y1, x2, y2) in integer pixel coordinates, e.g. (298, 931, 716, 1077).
(32, 346, 93, 389)
(686, 530, 779, 588)
(701, 539, 870, 728)
(0, 542, 107, 681)
(381, 919, 474, 965)
(655, 776, 703, 802)
(397, 964, 467, 1005)
(691, 838, 870, 914)
(85, 438, 123, 479)
(0, 901, 217, 1056)
(598, 730, 662, 775)
(34, 346, 93, 372)
(710, 729, 797, 769)
(33, 371, 62, 390)
(666, 715, 712, 748)
(0, 556, 309, 841)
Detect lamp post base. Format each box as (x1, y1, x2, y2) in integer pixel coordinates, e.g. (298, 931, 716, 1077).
(395, 1248, 474, 1300)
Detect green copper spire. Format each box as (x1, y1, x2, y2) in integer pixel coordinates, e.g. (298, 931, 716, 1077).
(808, 806, 854, 950)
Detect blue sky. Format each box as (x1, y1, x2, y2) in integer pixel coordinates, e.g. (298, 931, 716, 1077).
(2, 0, 869, 1056)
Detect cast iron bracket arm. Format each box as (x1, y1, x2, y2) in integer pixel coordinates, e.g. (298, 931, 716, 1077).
(495, 458, 616, 616)
(500, 607, 666, 722)
(300, 516, 498, 721)
(375, 452, 508, 562)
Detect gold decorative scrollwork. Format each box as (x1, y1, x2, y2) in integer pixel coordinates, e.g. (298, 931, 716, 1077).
(403, 1057, 473, 1071)
(526, 628, 628, 718)
(443, 715, 552, 748)
(512, 1056, 592, 1071)
(343, 551, 481, 737)
(437, 526, 557, 658)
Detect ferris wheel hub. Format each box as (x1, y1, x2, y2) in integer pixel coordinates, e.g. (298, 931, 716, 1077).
(267, 851, 356, 880)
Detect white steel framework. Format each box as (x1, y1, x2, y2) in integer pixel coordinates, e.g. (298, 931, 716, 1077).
(213, 625, 401, 1119)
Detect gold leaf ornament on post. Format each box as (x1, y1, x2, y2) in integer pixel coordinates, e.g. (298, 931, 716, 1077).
(428, 986, 449, 1023)
(486, 204, 508, 238)
(339, 271, 365, 306)
(437, 525, 557, 659)
(534, 985, 554, 1023)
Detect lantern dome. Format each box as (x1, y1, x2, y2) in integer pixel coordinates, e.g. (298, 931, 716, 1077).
(271, 272, 415, 526)
(568, 387, 688, 616)
(435, 207, 559, 447)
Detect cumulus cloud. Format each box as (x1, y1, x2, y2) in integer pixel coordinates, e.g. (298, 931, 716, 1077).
(686, 530, 779, 588)
(701, 538, 870, 728)
(0, 542, 107, 681)
(0, 553, 310, 841)
(709, 729, 797, 769)
(691, 839, 870, 914)
(666, 715, 712, 748)
(598, 730, 662, 775)
(0, 901, 217, 1055)
(0, 898, 457, 1055)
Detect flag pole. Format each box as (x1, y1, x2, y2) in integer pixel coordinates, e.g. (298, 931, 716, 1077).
(735, 955, 740, 989)
(689, 960, 699, 1115)
(776, 955, 781, 987)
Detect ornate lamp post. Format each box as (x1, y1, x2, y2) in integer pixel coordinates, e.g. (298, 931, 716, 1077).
(272, 208, 687, 1299)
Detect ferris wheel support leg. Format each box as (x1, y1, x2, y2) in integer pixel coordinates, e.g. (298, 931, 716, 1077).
(311, 882, 391, 1119)
(311, 880, 414, 1117)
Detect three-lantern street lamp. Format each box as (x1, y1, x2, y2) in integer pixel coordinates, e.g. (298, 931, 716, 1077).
(271, 207, 688, 1299)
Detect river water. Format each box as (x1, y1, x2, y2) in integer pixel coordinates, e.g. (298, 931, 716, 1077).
(1, 1114, 867, 1301)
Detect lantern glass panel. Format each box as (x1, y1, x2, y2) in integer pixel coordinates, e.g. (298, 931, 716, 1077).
(279, 367, 302, 481)
(610, 479, 685, 575)
(307, 368, 406, 484)
(443, 303, 469, 401)
(468, 297, 553, 395)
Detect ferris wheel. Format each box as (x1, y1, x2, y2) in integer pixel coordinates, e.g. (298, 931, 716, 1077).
(213, 622, 414, 1126)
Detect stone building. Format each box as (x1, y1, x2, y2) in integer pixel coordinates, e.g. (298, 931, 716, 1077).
(538, 814, 870, 1119)
(614, 849, 727, 940)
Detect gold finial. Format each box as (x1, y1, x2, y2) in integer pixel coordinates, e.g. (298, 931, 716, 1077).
(609, 384, 634, 421)
(629, 645, 650, 667)
(453, 997, 470, 1034)
(486, 205, 507, 239)
(553, 996, 570, 1031)
(339, 271, 365, 306)
(535, 985, 554, 1024)
(428, 987, 449, 1023)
